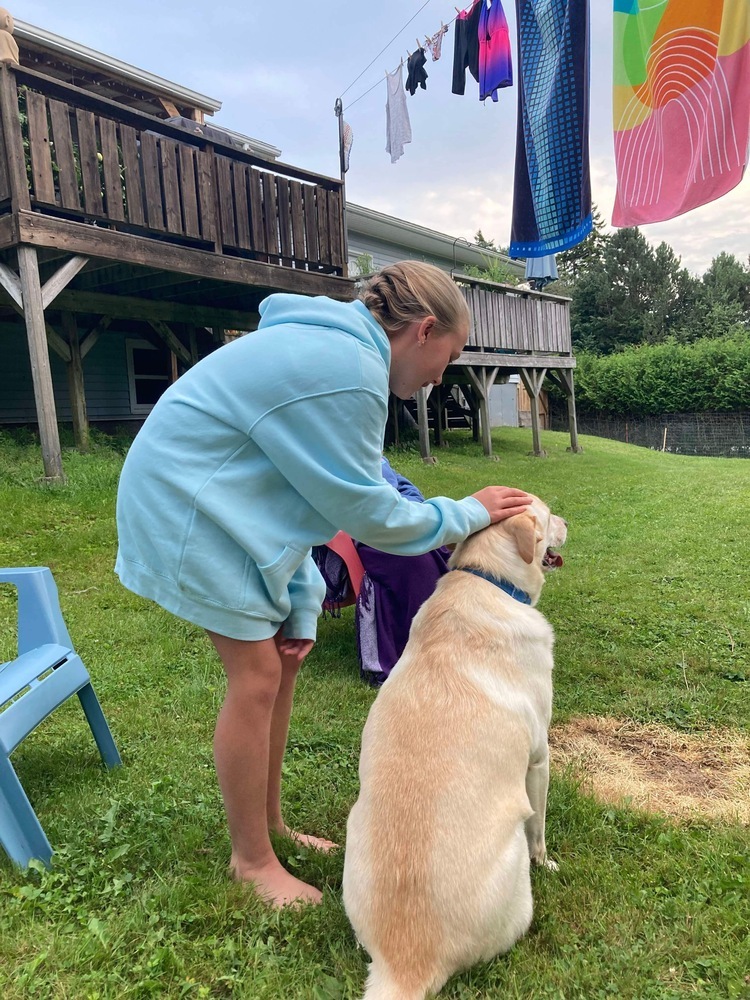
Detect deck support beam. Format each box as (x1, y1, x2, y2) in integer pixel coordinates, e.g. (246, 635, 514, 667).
(1, 248, 96, 476)
(547, 368, 583, 453)
(466, 366, 500, 458)
(17, 246, 65, 481)
(61, 313, 90, 453)
(415, 386, 435, 463)
(519, 368, 548, 457)
(148, 320, 192, 367)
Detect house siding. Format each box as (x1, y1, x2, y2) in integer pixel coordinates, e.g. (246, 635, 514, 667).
(1, 324, 137, 424)
(348, 233, 461, 274)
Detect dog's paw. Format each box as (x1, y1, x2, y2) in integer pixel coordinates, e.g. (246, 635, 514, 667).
(531, 851, 559, 871)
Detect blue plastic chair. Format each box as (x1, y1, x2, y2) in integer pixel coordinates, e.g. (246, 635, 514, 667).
(0, 567, 121, 868)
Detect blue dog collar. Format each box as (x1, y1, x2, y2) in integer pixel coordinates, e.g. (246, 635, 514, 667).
(453, 567, 532, 605)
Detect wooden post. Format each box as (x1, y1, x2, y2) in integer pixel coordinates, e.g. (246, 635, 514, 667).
(390, 394, 400, 448)
(62, 313, 90, 453)
(462, 385, 480, 442)
(17, 246, 65, 481)
(519, 368, 548, 457)
(0, 65, 31, 213)
(188, 326, 199, 365)
(430, 388, 445, 448)
(466, 367, 500, 457)
(558, 368, 583, 453)
(416, 386, 433, 463)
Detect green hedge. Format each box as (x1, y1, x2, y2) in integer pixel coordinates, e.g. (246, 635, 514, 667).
(571, 334, 750, 415)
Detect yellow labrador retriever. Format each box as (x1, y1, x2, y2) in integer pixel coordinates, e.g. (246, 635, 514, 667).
(343, 496, 567, 1000)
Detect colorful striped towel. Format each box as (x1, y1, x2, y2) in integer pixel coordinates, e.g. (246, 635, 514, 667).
(613, 0, 750, 227)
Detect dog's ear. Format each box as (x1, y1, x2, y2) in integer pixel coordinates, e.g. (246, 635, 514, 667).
(505, 513, 538, 564)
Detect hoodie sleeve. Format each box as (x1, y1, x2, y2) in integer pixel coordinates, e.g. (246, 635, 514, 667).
(284, 552, 327, 640)
(249, 386, 490, 555)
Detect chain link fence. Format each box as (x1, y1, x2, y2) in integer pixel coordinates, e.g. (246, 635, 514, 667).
(550, 410, 750, 458)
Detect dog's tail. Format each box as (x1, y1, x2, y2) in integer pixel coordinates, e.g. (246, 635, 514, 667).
(361, 964, 430, 1000)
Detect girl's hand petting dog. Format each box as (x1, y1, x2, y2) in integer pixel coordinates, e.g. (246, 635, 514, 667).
(472, 486, 534, 523)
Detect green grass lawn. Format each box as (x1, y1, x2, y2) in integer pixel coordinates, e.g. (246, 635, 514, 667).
(0, 427, 748, 999)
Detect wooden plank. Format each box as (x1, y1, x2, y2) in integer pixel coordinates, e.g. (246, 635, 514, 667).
(178, 144, 200, 238)
(0, 67, 31, 211)
(0, 111, 9, 202)
(232, 162, 251, 249)
(159, 138, 182, 233)
(303, 184, 318, 264)
(196, 148, 216, 242)
(17, 245, 65, 481)
(139, 131, 164, 230)
(316, 186, 330, 266)
(328, 187, 343, 271)
(41, 254, 88, 309)
(248, 167, 266, 253)
(26, 90, 56, 204)
(48, 99, 80, 210)
(61, 312, 90, 452)
(80, 315, 112, 359)
(148, 319, 191, 366)
(99, 117, 125, 221)
(0, 212, 19, 250)
(17, 210, 357, 301)
(215, 155, 236, 247)
(0, 258, 22, 309)
(455, 350, 575, 369)
(44, 321, 71, 361)
(289, 180, 305, 261)
(416, 387, 431, 461)
(119, 124, 145, 226)
(275, 176, 292, 261)
(262, 172, 279, 255)
(75, 109, 103, 215)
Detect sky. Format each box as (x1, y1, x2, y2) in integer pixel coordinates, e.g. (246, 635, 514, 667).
(17, 0, 750, 276)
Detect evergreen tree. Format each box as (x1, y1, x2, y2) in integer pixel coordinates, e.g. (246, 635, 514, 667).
(556, 204, 609, 280)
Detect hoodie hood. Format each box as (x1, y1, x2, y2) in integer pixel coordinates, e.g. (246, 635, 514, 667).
(258, 294, 390, 367)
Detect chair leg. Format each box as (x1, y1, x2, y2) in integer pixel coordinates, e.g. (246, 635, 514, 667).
(76, 683, 122, 769)
(0, 754, 53, 868)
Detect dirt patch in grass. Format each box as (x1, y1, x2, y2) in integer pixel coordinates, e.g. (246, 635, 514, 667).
(550, 717, 750, 824)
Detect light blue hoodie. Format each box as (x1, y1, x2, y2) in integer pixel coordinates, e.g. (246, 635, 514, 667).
(115, 294, 490, 640)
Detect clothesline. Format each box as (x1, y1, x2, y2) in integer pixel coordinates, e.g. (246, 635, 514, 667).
(338, 0, 436, 101)
(342, 3, 472, 111)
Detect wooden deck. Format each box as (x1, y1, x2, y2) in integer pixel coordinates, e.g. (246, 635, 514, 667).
(408, 275, 579, 461)
(457, 274, 573, 365)
(0, 65, 348, 285)
(0, 59, 579, 476)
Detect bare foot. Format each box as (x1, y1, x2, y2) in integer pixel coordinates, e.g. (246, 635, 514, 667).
(274, 826, 339, 852)
(231, 858, 322, 907)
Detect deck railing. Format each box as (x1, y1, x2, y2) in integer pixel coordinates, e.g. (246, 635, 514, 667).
(457, 275, 572, 356)
(0, 66, 345, 274)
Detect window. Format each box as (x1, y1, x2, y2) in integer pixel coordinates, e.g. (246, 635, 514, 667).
(126, 339, 172, 414)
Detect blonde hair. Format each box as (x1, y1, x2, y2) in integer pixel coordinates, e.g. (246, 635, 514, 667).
(358, 261, 469, 337)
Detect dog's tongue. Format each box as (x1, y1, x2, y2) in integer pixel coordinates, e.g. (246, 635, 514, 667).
(544, 548, 564, 568)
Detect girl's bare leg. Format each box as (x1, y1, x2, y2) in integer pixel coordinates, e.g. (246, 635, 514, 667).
(208, 630, 322, 906)
(266, 632, 337, 852)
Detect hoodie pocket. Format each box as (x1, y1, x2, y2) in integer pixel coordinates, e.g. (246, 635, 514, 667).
(177, 509, 251, 611)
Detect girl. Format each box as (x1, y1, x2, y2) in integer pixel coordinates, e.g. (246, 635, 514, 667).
(116, 261, 531, 906)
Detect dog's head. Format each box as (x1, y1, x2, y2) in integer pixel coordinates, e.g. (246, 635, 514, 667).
(449, 495, 567, 605)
